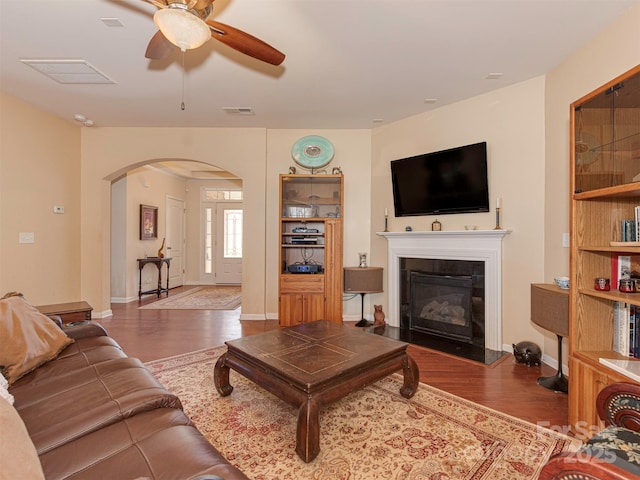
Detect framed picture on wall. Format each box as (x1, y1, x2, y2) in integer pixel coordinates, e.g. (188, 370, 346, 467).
(140, 204, 158, 240)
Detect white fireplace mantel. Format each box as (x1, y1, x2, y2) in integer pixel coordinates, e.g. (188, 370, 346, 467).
(376, 229, 511, 351)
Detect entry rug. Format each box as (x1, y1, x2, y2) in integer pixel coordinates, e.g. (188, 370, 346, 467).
(146, 347, 581, 480)
(138, 286, 240, 310)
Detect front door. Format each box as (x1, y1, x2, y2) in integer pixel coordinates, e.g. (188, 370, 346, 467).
(166, 196, 185, 289)
(215, 202, 242, 284)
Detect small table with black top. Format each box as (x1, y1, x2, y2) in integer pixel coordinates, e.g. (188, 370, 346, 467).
(137, 257, 171, 299)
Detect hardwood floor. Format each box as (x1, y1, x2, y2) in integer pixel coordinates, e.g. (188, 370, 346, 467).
(98, 287, 569, 432)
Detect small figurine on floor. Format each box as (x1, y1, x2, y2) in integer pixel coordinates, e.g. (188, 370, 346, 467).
(373, 305, 386, 327)
(512, 341, 541, 367)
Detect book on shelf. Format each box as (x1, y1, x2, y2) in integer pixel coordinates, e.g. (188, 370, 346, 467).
(611, 253, 640, 288)
(622, 219, 637, 242)
(613, 302, 640, 358)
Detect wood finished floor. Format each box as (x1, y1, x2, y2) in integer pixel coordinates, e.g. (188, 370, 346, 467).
(99, 286, 569, 431)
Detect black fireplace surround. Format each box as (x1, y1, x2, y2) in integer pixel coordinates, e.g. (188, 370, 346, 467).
(371, 257, 505, 365)
(409, 272, 474, 343)
(401, 257, 485, 348)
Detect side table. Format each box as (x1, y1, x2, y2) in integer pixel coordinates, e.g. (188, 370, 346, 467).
(531, 283, 569, 393)
(138, 257, 171, 299)
(37, 301, 93, 321)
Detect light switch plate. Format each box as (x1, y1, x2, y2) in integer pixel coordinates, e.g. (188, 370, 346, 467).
(19, 232, 35, 244)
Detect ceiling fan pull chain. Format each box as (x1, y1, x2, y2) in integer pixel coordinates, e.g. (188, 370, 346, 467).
(181, 50, 186, 111)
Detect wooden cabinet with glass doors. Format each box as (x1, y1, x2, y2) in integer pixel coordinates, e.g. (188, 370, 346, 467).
(569, 64, 640, 437)
(278, 174, 343, 326)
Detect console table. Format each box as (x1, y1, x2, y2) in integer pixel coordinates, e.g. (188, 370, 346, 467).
(137, 257, 171, 299)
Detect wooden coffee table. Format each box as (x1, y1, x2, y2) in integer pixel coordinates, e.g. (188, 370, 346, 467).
(214, 320, 419, 462)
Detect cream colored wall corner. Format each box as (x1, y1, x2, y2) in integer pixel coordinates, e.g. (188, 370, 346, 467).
(80, 127, 267, 317)
(0, 92, 81, 305)
(371, 77, 547, 351)
(265, 130, 373, 320)
(543, 2, 640, 369)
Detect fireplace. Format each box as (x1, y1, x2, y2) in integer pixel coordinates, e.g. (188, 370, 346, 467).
(401, 258, 485, 349)
(377, 229, 509, 356)
(410, 273, 473, 341)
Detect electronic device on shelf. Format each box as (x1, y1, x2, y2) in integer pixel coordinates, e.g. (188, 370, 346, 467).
(291, 237, 318, 245)
(287, 264, 322, 274)
(292, 227, 320, 233)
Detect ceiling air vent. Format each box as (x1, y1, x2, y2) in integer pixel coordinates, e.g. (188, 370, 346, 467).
(222, 107, 255, 115)
(20, 59, 115, 84)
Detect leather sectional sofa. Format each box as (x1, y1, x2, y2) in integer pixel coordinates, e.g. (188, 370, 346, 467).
(0, 294, 249, 480)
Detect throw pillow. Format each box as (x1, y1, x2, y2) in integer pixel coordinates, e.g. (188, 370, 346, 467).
(0, 296, 74, 384)
(0, 396, 45, 480)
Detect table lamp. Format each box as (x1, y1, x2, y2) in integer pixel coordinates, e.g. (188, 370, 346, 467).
(344, 267, 383, 327)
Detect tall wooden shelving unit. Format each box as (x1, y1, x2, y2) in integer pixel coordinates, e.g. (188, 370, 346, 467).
(569, 64, 640, 436)
(278, 174, 343, 326)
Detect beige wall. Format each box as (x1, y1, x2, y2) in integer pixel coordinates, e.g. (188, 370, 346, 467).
(0, 92, 81, 305)
(543, 2, 640, 364)
(371, 77, 547, 351)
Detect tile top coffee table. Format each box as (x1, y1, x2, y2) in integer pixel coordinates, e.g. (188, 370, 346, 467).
(214, 320, 419, 462)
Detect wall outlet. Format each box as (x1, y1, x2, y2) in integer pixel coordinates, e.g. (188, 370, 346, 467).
(53, 205, 65, 214)
(562, 233, 570, 248)
(19, 232, 35, 244)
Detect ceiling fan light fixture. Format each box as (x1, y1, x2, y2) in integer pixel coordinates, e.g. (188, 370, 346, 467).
(153, 5, 210, 51)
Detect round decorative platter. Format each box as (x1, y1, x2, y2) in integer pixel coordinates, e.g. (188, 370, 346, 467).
(291, 135, 334, 170)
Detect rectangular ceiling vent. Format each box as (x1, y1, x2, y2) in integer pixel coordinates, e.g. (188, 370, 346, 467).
(222, 107, 255, 115)
(20, 59, 116, 84)
(100, 17, 124, 27)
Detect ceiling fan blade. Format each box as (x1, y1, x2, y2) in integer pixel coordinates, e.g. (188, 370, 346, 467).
(140, 0, 167, 9)
(145, 30, 176, 59)
(205, 20, 285, 66)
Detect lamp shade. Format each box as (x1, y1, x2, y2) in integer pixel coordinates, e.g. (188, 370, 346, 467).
(154, 7, 211, 51)
(344, 267, 383, 294)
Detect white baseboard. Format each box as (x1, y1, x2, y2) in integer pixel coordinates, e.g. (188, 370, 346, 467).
(92, 309, 113, 318)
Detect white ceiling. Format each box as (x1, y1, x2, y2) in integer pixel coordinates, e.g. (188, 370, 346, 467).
(0, 0, 638, 131)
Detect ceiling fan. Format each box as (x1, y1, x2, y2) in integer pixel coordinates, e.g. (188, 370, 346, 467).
(140, 0, 285, 66)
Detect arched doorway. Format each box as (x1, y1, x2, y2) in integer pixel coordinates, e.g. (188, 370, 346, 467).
(108, 159, 243, 304)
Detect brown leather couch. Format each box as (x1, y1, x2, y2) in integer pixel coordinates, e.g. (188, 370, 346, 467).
(7, 320, 250, 480)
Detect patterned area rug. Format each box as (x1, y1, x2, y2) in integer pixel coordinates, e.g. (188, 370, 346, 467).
(138, 286, 241, 310)
(146, 347, 580, 480)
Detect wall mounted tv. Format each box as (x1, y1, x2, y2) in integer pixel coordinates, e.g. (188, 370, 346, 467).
(390, 141, 490, 216)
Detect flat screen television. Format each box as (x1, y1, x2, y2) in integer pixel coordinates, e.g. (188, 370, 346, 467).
(390, 141, 489, 216)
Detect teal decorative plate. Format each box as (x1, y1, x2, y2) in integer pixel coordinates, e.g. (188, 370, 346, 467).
(291, 135, 334, 170)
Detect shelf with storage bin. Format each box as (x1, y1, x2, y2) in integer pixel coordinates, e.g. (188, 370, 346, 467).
(569, 64, 640, 437)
